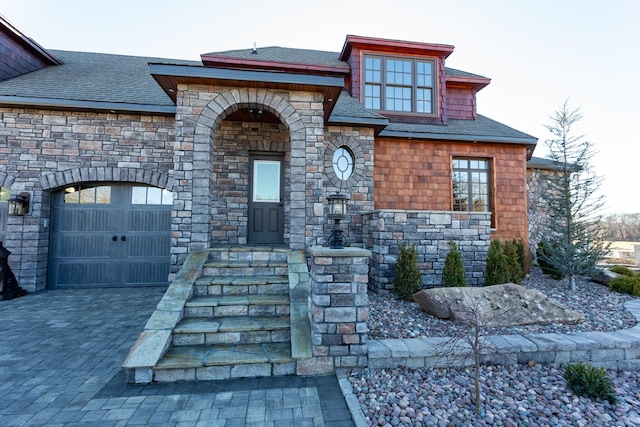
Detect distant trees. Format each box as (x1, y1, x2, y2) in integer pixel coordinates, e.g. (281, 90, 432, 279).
(535, 100, 609, 291)
(602, 213, 640, 241)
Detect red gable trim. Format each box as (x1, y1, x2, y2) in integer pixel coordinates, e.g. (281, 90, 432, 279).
(200, 55, 350, 76)
(340, 35, 454, 61)
(446, 75, 491, 91)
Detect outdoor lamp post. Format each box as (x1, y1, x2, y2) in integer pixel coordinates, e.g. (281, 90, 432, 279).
(327, 192, 349, 249)
(7, 192, 30, 216)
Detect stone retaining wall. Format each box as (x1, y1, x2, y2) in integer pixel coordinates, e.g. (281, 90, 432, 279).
(363, 210, 491, 292)
(368, 300, 640, 371)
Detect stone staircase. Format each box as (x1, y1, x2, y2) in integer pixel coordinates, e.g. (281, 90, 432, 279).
(123, 245, 312, 383)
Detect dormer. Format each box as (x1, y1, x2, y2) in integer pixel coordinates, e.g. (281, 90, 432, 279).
(340, 35, 490, 125)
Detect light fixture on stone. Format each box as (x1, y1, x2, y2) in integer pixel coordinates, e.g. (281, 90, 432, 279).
(8, 192, 30, 216)
(327, 192, 349, 249)
(249, 106, 263, 119)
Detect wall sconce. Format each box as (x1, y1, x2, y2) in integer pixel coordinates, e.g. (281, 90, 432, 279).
(8, 192, 30, 216)
(327, 192, 349, 249)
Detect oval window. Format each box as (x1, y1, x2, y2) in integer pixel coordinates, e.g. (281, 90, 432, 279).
(332, 146, 354, 181)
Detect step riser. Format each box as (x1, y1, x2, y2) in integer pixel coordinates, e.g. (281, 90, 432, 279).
(194, 283, 289, 297)
(173, 330, 291, 346)
(184, 304, 290, 318)
(207, 250, 288, 264)
(154, 362, 297, 382)
(202, 266, 288, 277)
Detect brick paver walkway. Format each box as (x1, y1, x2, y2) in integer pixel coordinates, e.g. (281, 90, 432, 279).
(0, 287, 354, 426)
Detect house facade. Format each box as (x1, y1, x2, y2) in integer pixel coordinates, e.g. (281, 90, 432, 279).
(0, 16, 537, 292)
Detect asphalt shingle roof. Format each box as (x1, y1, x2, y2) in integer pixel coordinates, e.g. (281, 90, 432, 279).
(0, 50, 199, 107)
(0, 47, 533, 144)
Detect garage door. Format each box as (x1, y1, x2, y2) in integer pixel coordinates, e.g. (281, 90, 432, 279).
(48, 183, 172, 288)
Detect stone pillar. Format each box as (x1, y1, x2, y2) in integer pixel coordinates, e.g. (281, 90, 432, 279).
(298, 246, 371, 375)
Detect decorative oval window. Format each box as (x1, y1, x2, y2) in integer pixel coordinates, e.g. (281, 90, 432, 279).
(332, 146, 354, 181)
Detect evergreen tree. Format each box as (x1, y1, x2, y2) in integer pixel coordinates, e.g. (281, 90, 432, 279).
(536, 100, 609, 291)
(485, 239, 510, 286)
(394, 242, 422, 300)
(443, 241, 466, 287)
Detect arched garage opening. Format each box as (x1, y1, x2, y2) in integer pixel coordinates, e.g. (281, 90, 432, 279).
(48, 182, 172, 288)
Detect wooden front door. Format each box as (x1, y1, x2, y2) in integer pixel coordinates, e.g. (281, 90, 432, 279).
(248, 154, 284, 244)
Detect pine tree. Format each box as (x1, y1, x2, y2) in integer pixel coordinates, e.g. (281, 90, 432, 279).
(536, 100, 609, 291)
(443, 241, 466, 287)
(394, 242, 422, 300)
(485, 239, 510, 286)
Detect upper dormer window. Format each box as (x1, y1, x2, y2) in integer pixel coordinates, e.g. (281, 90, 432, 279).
(363, 55, 435, 114)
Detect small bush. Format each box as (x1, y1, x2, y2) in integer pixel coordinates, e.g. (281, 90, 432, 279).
(610, 265, 636, 277)
(443, 241, 466, 287)
(394, 242, 422, 301)
(485, 239, 510, 286)
(536, 241, 564, 280)
(609, 275, 637, 295)
(563, 362, 617, 404)
(504, 239, 525, 284)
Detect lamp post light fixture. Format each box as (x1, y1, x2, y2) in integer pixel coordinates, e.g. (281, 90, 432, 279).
(7, 192, 30, 216)
(327, 192, 349, 249)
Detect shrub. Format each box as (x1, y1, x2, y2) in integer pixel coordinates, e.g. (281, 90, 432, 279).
(394, 242, 422, 301)
(443, 241, 466, 287)
(504, 239, 525, 284)
(610, 265, 636, 277)
(563, 362, 617, 404)
(609, 275, 637, 295)
(485, 239, 510, 286)
(536, 241, 565, 280)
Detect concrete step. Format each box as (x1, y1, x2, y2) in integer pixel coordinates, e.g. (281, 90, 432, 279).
(173, 315, 291, 346)
(194, 275, 289, 296)
(184, 294, 290, 317)
(154, 342, 296, 381)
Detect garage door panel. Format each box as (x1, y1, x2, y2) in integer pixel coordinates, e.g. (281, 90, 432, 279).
(128, 210, 171, 231)
(126, 261, 171, 285)
(127, 235, 171, 257)
(53, 263, 111, 286)
(56, 209, 112, 232)
(55, 235, 114, 258)
(49, 184, 171, 288)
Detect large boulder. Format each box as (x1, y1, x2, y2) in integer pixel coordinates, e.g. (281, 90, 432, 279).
(412, 283, 584, 327)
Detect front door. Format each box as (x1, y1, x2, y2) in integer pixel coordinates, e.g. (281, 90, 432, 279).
(248, 154, 284, 244)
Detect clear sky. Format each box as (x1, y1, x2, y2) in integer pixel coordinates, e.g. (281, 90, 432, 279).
(2, 0, 639, 213)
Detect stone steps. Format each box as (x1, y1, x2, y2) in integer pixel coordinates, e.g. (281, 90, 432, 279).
(153, 245, 302, 381)
(123, 246, 313, 384)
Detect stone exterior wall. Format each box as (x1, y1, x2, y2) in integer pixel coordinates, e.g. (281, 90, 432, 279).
(173, 85, 326, 266)
(302, 246, 370, 374)
(527, 167, 555, 260)
(210, 120, 290, 244)
(363, 210, 491, 292)
(0, 107, 175, 290)
(323, 127, 375, 247)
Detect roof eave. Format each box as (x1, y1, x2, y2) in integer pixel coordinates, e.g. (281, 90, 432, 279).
(379, 129, 538, 146)
(0, 15, 62, 65)
(0, 95, 176, 115)
(150, 63, 345, 121)
(328, 114, 390, 134)
(200, 54, 350, 75)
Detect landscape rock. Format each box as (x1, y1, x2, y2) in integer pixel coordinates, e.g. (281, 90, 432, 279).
(412, 283, 585, 327)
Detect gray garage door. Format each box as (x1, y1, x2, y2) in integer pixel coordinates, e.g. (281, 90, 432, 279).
(48, 183, 172, 288)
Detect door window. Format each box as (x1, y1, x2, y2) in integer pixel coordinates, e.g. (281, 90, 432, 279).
(253, 160, 281, 202)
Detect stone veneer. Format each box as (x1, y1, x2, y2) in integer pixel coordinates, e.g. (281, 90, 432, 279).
(363, 210, 491, 291)
(0, 108, 175, 291)
(300, 246, 370, 374)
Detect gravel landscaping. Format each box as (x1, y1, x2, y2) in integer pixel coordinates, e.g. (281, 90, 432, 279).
(348, 268, 640, 426)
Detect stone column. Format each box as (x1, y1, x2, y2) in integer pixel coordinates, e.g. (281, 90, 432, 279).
(298, 246, 371, 375)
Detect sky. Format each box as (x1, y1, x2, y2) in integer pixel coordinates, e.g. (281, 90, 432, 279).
(1, 0, 639, 213)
